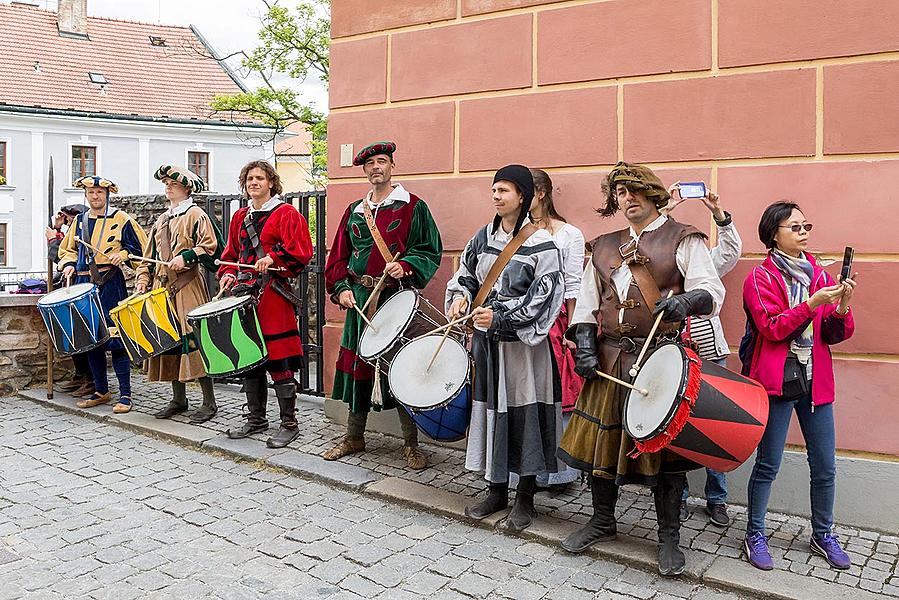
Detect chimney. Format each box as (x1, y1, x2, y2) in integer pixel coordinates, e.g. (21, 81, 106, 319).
(57, 0, 88, 39)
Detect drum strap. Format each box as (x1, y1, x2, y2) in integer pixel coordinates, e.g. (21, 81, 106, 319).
(362, 198, 394, 263)
(616, 230, 678, 334)
(243, 210, 303, 311)
(472, 224, 538, 308)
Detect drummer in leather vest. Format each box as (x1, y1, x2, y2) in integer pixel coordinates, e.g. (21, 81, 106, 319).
(58, 176, 149, 414)
(323, 141, 443, 470)
(135, 165, 224, 424)
(218, 160, 314, 449)
(557, 162, 725, 577)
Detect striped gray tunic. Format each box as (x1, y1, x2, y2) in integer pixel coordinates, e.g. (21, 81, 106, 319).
(446, 224, 565, 483)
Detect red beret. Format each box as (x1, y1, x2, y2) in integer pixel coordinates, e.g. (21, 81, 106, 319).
(353, 141, 396, 166)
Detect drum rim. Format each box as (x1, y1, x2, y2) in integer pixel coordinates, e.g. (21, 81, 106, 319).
(387, 334, 471, 411)
(624, 342, 692, 442)
(52, 331, 110, 356)
(358, 288, 420, 361)
(186, 294, 255, 319)
(204, 354, 269, 379)
(38, 282, 96, 305)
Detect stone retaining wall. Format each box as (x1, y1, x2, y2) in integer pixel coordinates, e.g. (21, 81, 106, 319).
(0, 295, 73, 396)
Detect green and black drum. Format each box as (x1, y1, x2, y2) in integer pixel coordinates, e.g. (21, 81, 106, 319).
(186, 295, 268, 378)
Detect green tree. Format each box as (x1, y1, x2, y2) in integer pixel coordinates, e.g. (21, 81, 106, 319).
(210, 0, 329, 188)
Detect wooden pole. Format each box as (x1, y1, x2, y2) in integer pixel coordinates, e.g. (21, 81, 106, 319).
(46, 157, 55, 399)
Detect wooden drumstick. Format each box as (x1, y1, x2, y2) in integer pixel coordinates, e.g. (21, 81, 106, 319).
(74, 236, 113, 259)
(425, 321, 461, 373)
(416, 312, 474, 341)
(353, 304, 378, 333)
(128, 254, 168, 266)
(214, 258, 285, 272)
(629, 290, 674, 379)
(596, 370, 649, 396)
(360, 252, 402, 314)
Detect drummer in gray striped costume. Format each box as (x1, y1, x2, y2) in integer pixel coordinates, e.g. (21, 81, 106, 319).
(664, 183, 743, 527)
(446, 164, 565, 533)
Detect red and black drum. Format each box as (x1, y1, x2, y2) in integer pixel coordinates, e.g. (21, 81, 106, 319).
(624, 343, 769, 472)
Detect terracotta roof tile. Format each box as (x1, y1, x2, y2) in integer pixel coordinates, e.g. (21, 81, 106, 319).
(0, 3, 253, 123)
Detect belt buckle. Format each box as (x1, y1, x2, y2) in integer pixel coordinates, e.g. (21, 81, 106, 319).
(619, 337, 637, 353)
(361, 275, 376, 288)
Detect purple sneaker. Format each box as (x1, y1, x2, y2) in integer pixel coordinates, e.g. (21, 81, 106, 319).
(810, 533, 851, 570)
(744, 532, 774, 570)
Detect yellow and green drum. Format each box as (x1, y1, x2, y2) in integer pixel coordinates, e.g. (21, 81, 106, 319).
(186, 295, 268, 378)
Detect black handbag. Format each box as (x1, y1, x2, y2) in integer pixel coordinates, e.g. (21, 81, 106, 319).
(781, 353, 810, 400)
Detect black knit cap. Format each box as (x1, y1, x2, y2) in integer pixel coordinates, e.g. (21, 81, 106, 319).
(491, 164, 535, 236)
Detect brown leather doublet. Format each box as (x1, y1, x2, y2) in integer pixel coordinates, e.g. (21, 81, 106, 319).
(590, 217, 706, 339)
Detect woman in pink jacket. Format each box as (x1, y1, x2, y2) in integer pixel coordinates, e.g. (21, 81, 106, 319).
(741, 201, 857, 572)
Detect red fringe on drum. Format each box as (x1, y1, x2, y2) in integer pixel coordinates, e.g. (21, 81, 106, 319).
(630, 353, 702, 457)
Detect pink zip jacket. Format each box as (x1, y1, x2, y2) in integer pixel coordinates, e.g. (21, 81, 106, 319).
(741, 253, 854, 406)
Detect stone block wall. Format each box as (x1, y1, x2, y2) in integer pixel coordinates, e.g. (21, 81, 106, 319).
(0, 296, 73, 396)
(326, 0, 899, 459)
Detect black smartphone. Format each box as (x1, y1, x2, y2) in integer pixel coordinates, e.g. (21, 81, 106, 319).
(678, 182, 707, 199)
(839, 246, 854, 282)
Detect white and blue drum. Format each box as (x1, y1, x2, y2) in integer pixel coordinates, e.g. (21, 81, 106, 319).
(37, 283, 109, 355)
(388, 334, 472, 442)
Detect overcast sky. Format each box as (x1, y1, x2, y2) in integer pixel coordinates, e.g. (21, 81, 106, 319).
(6, 0, 328, 111)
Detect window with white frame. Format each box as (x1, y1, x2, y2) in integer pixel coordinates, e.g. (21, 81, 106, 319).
(0, 141, 7, 184)
(0, 223, 7, 266)
(187, 151, 209, 184)
(72, 145, 97, 178)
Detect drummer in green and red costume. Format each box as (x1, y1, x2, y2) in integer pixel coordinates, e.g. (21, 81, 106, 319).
(323, 141, 443, 470)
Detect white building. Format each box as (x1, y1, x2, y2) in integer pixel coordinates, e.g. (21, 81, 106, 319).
(0, 1, 278, 273)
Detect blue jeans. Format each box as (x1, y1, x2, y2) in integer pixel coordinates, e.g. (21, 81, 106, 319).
(683, 468, 728, 504)
(682, 357, 728, 505)
(746, 392, 836, 537)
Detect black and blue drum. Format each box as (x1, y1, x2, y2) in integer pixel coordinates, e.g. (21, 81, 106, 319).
(37, 283, 110, 355)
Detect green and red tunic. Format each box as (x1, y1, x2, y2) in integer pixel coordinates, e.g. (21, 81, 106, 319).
(324, 184, 443, 413)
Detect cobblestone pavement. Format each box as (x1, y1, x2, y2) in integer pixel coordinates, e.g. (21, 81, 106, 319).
(0, 398, 760, 600)
(125, 374, 899, 594)
(13, 373, 899, 599)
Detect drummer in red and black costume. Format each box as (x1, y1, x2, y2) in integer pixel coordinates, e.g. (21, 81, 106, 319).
(323, 141, 443, 470)
(217, 160, 314, 449)
(557, 162, 725, 577)
(58, 176, 149, 414)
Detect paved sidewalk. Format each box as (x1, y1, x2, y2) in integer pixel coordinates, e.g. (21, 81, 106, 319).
(4, 399, 747, 600)
(15, 376, 899, 600)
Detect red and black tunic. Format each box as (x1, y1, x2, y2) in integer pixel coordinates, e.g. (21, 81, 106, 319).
(217, 201, 313, 371)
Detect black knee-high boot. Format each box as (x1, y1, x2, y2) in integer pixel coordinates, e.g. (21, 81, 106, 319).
(655, 472, 687, 576)
(267, 379, 299, 448)
(227, 376, 269, 438)
(465, 482, 509, 520)
(503, 475, 537, 532)
(561, 475, 618, 553)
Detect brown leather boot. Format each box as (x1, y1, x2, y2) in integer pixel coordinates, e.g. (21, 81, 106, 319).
(402, 445, 428, 470)
(322, 436, 365, 460)
(71, 381, 96, 398)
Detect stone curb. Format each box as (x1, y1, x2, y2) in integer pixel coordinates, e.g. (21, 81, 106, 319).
(16, 388, 878, 600)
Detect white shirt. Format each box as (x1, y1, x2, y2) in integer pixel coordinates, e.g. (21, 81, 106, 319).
(548, 222, 586, 301)
(353, 183, 411, 214)
(248, 195, 283, 214)
(167, 199, 195, 217)
(571, 214, 725, 327)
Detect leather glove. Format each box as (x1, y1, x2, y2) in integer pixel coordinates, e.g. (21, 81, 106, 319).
(572, 323, 600, 380)
(652, 289, 714, 323)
